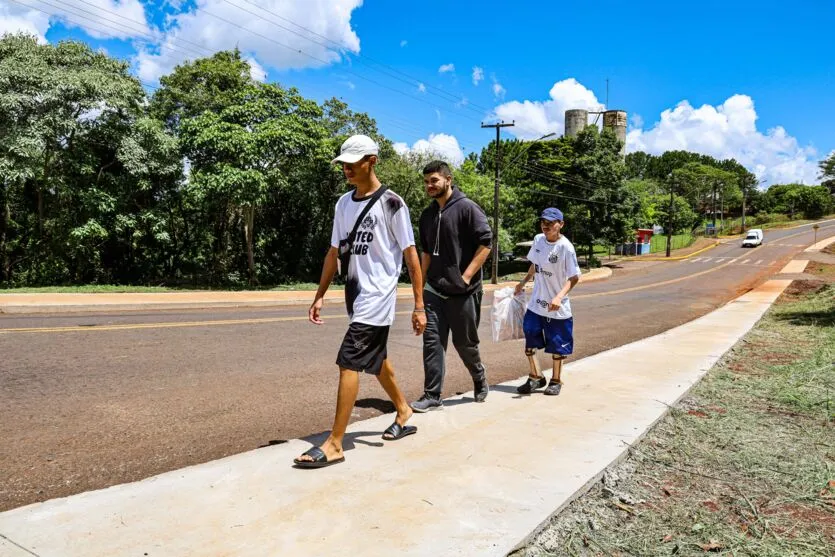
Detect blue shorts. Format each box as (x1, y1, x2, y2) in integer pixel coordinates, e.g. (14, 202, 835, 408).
(523, 310, 574, 355)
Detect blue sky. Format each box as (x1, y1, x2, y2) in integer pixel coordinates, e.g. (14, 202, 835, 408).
(2, 0, 833, 184)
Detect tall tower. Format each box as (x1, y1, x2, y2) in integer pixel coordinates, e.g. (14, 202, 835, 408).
(602, 110, 627, 157)
(564, 109, 588, 138)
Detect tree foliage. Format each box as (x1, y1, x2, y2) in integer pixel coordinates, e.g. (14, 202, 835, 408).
(0, 34, 828, 287)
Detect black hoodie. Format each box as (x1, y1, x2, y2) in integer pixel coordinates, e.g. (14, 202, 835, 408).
(419, 187, 493, 296)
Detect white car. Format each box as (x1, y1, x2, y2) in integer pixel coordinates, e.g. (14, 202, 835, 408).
(742, 229, 763, 247)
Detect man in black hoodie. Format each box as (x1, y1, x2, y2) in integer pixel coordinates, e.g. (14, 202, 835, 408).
(411, 160, 493, 412)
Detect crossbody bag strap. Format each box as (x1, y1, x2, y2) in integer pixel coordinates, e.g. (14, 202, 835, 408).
(347, 185, 388, 243)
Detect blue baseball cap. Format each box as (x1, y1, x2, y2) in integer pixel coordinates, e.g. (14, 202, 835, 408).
(540, 208, 564, 221)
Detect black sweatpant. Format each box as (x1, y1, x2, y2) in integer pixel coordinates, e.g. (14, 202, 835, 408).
(422, 289, 487, 397)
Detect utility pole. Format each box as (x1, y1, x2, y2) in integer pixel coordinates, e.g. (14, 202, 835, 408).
(666, 176, 674, 257)
(712, 181, 717, 233)
(741, 188, 747, 233)
(481, 120, 515, 284)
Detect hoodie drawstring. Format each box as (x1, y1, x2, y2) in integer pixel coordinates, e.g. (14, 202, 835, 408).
(433, 210, 442, 256)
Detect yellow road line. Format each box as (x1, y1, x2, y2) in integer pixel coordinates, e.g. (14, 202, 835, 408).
(0, 312, 420, 335)
(637, 240, 720, 262)
(4, 225, 831, 335)
(573, 252, 747, 299)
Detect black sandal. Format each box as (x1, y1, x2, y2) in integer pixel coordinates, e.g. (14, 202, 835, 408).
(293, 446, 345, 468)
(517, 376, 547, 394)
(544, 380, 563, 396)
(382, 422, 417, 440)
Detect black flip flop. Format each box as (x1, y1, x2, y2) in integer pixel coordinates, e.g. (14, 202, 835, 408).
(382, 422, 417, 441)
(293, 446, 345, 469)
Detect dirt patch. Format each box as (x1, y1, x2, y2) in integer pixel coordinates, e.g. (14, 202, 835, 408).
(807, 260, 835, 280)
(781, 279, 827, 300)
(823, 243, 835, 255)
(761, 351, 798, 364)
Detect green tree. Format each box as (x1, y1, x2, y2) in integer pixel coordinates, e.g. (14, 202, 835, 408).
(671, 163, 738, 227)
(180, 82, 325, 284)
(623, 178, 663, 229)
(651, 192, 699, 234)
(568, 127, 631, 263)
(820, 151, 835, 182)
(0, 33, 165, 285)
(502, 127, 632, 265)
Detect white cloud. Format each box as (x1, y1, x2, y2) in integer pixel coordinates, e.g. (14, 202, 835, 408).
(393, 133, 465, 166)
(1, 0, 150, 42)
(627, 94, 822, 184)
(0, 0, 154, 42)
(135, 0, 363, 82)
(472, 66, 484, 86)
(0, 3, 50, 43)
(246, 57, 266, 82)
(417, 82, 426, 93)
(492, 78, 604, 139)
(492, 81, 506, 100)
(493, 79, 820, 183)
(438, 63, 455, 74)
(342, 80, 356, 90)
(490, 74, 505, 99)
(400, 39, 407, 47)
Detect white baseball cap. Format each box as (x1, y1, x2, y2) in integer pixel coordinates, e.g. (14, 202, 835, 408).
(331, 134, 379, 164)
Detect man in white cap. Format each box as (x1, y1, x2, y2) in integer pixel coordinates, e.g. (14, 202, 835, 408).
(294, 135, 426, 468)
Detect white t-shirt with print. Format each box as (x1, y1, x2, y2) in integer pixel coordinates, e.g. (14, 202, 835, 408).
(330, 187, 415, 326)
(526, 233, 581, 320)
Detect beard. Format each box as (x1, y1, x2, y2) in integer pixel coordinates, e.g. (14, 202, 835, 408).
(429, 184, 450, 199)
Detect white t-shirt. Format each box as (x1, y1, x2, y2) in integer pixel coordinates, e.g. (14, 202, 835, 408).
(330, 188, 415, 326)
(526, 234, 581, 320)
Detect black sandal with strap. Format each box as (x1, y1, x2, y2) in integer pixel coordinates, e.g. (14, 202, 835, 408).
(382, 422, 417, 440)
(293, 446, 345, 468)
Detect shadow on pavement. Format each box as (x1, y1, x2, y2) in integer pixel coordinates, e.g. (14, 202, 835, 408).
(354, 397, 395, 413)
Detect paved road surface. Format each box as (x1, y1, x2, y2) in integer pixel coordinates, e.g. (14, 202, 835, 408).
(1, 221, 832, 511)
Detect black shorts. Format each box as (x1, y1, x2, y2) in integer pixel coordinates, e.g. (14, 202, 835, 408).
(336, 322, 390, 375)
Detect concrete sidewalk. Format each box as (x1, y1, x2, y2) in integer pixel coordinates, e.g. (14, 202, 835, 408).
(0, 275, 791, 557)
(0, 268, 612, 314)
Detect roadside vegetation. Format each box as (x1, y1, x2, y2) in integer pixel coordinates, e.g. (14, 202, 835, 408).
(516, 267, 835, 556)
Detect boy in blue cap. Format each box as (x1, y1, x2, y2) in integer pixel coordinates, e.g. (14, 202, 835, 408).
(513, 208, 581, 395)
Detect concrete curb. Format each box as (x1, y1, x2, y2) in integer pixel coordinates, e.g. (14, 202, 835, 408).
(804, 234, 835, 252)
(0, 268, 613, 314)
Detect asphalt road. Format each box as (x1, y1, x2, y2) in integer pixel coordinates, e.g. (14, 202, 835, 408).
(1, 220, 833, 511)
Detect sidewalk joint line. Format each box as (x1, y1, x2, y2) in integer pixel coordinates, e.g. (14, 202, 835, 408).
(0, 533, 42, 557)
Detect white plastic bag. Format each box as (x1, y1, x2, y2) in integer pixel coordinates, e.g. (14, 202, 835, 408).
(491, 287, 528, 342)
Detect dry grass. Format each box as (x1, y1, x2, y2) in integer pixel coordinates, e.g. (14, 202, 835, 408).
(514, 269, 835, 557)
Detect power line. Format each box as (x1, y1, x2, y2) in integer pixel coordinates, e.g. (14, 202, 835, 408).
(508, 180, 631, 209)
(17, 0, 483, 128)
(185, 7, 485, 125)
(224, 0, 493, 115)
(511, 166, 632, 209)
(520, 162, 608, 194)
(15, 0, 213, 60)
(522, 159, 628, 194)
(11, 0, 459, 140)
